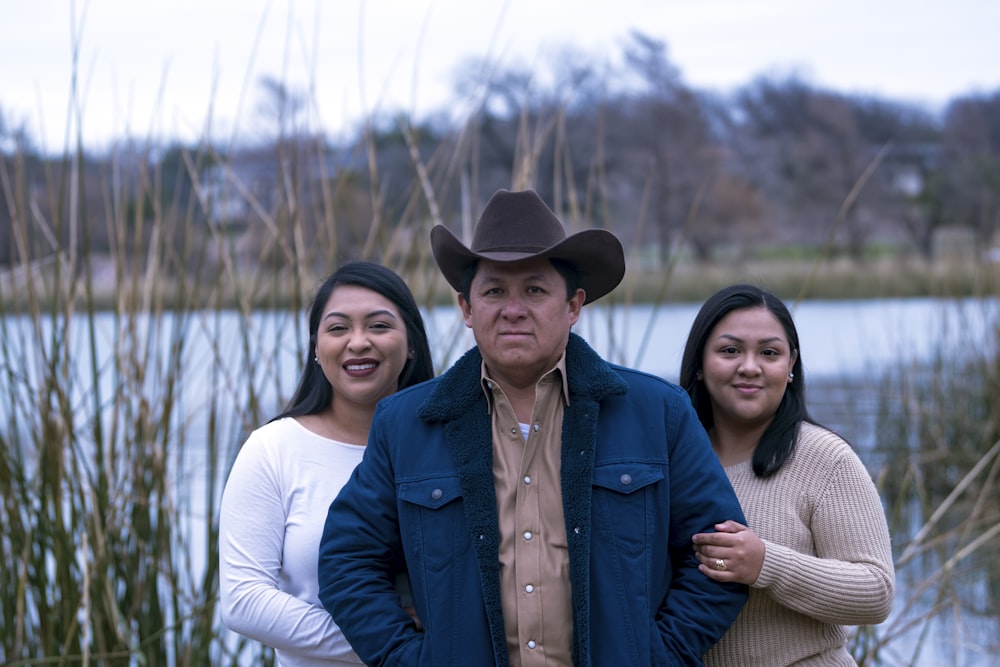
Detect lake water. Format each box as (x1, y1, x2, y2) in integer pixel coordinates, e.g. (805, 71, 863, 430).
(3, 297, 998, 664)
(10, 296, 994, 445)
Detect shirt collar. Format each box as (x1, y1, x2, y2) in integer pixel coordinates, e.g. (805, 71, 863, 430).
(479, 352, 570, 413)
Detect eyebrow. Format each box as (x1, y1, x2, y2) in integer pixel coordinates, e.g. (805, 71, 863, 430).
(323, 309, 399, 321)
(477, 272, 551, 284)
(717, 333, 785, 345)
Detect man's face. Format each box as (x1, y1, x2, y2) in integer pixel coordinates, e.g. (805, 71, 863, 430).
(459, 258, 585, 391)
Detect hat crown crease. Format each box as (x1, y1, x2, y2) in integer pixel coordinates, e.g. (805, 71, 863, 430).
(473, 242, 554, 253)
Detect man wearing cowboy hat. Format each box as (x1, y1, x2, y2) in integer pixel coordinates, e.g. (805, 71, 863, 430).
(318, 189, 747, 666)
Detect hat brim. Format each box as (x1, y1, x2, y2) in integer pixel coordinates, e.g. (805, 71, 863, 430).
(431, 225, 625, 305)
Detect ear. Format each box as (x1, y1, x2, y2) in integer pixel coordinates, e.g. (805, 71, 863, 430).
(458, 293, 473, 328)
(788, 349, 799, 382)
(567, 288, 585, 326)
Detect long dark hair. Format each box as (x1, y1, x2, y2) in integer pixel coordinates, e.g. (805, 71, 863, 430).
(679, 283, 811, 478)
(273, 261, 434, 421)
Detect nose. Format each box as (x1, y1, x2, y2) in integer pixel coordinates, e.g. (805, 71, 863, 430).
(737, 354, 760, 376)
(347, 329, 372, 352)
(500, 294, 527, 319)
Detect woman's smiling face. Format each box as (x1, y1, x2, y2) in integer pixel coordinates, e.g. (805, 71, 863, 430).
(700, 305, 798, 432)
(315, 284, 410, 410)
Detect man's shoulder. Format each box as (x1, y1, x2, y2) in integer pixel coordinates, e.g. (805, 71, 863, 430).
(377, 358, 484, 424)
(378, 376, 441, 411)
(605, 362, 688, 399)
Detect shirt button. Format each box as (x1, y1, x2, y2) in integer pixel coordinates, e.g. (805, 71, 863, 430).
(511, 427, 518, 435)
(523, 531, 533, 541)
(532, 423, 540, 432)
(525, 584, 534, 593)
(523, 475, 531, 485)
(431, 488, 443, 500)
(527, 640, 537, 649)
(620, 473, 633, 485)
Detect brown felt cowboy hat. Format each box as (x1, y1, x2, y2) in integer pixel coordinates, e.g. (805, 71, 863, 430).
(430, 189, 625, 304)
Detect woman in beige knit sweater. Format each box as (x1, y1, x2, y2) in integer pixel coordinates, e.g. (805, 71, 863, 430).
(681, 284, 895, 666)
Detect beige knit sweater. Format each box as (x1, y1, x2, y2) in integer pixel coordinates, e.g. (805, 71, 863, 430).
(704, 422, 895, 667)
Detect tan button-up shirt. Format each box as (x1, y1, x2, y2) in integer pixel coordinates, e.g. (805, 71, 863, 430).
(482, 356, 572, 666)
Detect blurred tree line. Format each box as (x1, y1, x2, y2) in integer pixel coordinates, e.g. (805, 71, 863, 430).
(2, 32, 999, 276)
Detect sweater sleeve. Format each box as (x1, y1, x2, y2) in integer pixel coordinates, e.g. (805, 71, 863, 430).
(753, 436, 895, 626)
(219, 430, 361, 663)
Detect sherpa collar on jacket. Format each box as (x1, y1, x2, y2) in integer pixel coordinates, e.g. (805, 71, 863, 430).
(417, 333, 627, 425)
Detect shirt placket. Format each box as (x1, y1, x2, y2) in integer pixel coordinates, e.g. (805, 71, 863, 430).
(514, 410, 545, 665)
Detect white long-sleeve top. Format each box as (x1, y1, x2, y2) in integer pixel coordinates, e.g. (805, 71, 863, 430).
(219, 417, 365, 666)
(705, 422, 895, 666)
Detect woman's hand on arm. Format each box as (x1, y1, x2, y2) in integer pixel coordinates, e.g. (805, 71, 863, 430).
(692, 520, 766, 586)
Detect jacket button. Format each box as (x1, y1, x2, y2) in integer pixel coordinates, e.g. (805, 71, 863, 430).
(431, 488, 443, 500)
(620, 474, 632, 485)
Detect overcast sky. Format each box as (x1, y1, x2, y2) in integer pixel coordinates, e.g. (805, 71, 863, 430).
(3, 0, 999, 153)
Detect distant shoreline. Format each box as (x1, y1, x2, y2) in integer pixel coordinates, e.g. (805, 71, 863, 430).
(1, 255, 996, 313)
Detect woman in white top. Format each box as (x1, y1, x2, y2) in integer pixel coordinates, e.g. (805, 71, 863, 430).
(682, 284, 894, 666)
(219, 261, 433, 666)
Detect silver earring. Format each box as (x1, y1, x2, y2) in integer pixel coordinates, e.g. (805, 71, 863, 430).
(314, 356, 319, 364)
(788, 372, 795, 379)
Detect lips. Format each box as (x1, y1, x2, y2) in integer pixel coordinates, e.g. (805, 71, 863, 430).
(344, 359, 378, 377)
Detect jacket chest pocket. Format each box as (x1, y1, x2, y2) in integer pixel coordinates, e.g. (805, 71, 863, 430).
(397, 475, 472, 567)
(591, 462, 665, 559)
